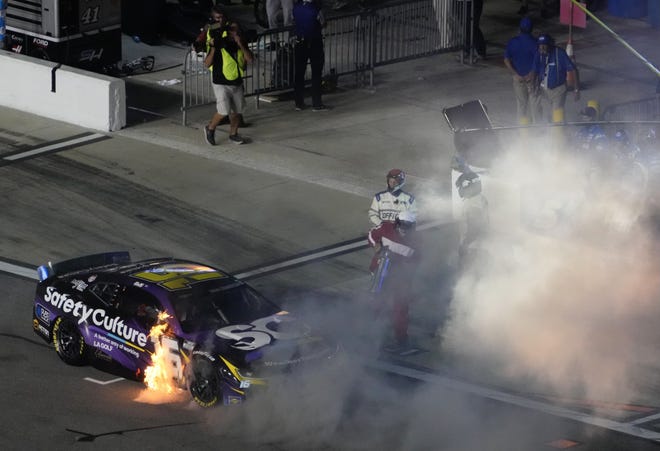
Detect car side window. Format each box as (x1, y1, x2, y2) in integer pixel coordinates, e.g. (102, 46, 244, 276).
(88, 282, 123, 309)
(115, 286, 162, 330)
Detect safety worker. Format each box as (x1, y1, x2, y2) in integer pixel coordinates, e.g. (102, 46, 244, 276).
(368, 211, 419, 353)
(531, 33, 579, 124)
(369, 169, 417, 227)
(195, 6, 249, 129)
(455, 171, 489, 267)
(504, 17, 539, 125)
(574, 105, 607, 155)
(203, 10, 254, 146)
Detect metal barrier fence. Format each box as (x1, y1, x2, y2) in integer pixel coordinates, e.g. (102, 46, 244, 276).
(181, 0, 464, 126)
(602, 96, 660, 122)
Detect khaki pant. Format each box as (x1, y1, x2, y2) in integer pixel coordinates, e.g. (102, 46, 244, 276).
(533, 83, 567, 123)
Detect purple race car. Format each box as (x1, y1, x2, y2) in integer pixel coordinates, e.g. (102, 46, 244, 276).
(32, 252, 339, 407)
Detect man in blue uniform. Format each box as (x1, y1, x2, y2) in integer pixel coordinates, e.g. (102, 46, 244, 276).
(532, 34, 579, 124)
(504, 17, 538, 125)
(292, 0, 327, 111)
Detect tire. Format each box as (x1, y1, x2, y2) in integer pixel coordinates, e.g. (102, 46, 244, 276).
(254, 0, 269, 29)
(52, 317, 87, 366)
(188, 355, 221, 407)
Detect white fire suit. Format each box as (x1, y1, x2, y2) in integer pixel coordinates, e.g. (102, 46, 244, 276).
(368, 190, 417, 227)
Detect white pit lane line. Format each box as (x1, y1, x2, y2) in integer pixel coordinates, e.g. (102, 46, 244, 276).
(3, 133, 107, 162)
(85, 377, 125, 386)
(4, 234, 660, 440)
(370, 361, 660, 442)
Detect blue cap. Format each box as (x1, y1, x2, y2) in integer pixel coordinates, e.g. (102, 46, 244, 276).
(537, 34, 554, 46)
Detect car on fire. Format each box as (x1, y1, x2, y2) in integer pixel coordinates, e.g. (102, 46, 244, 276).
(33, 252, 339, 407)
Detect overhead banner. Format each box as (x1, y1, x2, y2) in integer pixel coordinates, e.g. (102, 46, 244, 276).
(560, 0, 587, 28)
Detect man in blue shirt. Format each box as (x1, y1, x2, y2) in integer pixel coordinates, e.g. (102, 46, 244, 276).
(504, 17, 538, 125)
(532, 33, 580, 123)
(292, 0, 327, 111)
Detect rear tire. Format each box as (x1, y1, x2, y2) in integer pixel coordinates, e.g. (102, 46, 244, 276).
(188, 355, 221, 407)
(52, 317, 86, 366)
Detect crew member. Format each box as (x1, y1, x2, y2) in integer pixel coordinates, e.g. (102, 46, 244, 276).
(369, 169, 417, 227)
(368, 211, 419, 352)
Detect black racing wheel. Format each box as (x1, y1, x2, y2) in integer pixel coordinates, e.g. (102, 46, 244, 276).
(188, 355, 221, 407)
(52, 317, 87, 366)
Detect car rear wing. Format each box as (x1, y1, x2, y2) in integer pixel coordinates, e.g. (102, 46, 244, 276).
(37, 251, 131, 282)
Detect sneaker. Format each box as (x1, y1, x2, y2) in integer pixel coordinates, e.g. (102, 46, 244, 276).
(295, 104, 308, 111)
(312, 104, 330, 112)
(229, 134, 245, 145)
(203, 125, 216, 146)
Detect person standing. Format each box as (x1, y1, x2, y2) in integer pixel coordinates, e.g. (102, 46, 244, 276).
(369, 169, 417, 227)
(532, 33, 579, 124)
(203, 13, 254, 146)
(504, 17, 538, 125)
(454, 171, 489, 268)
(292, 0, 328, 111)
(457, 0, 486, 61)
(267, 0, 294, 29)
(368, 211, 420, 352)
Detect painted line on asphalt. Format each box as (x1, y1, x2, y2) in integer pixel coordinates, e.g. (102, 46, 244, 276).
(234, 219, 451, 280)
(630, 411, 660, 426)
(369, 360, 660, 442)
(0, 220, 451, 282)
(0, 260, 38, 280)
(2, 133, 108, 162)
(84, 377, 125, 386)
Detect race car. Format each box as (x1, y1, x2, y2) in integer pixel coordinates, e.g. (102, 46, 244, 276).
(33, 252, 339, 407)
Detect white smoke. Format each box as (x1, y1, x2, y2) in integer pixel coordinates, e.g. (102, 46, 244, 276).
(442, 134, 660, 404)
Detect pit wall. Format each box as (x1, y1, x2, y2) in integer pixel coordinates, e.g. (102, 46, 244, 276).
(0, 51, 125, 132)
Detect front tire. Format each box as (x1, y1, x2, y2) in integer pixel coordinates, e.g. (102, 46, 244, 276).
(52, 317, 86, 366)
(188, 355, 221, 407)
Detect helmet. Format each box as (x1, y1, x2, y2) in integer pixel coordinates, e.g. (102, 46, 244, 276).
(614, 129, 629, 144)
(537, 34, 554, 47)
(519, 17, 533, 34)
(579, 106, 598, 121)
(386, 169, 406, 192)
(455, 171, 482, 199)
(395, 211, 417, 234)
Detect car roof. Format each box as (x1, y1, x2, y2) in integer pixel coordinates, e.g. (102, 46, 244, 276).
(55, 258, 237, 292)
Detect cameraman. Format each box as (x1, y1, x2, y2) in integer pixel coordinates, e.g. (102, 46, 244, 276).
(203, 8, 253, 146)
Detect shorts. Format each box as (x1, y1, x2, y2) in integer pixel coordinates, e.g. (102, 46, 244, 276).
(212, 83, 245, 116)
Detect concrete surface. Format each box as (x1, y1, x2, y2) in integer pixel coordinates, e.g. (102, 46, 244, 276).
(3, 0, 660, 425)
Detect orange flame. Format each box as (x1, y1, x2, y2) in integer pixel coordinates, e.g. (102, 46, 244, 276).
(144, 311, 178, 393)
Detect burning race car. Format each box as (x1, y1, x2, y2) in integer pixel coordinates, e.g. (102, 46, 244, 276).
(33, 252, 339, 407)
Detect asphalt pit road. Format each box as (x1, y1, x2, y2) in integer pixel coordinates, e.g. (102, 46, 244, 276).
(135, 213, 164, 224)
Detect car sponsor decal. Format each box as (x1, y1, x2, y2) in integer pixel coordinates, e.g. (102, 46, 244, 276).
(215, 314, 304, 351)
(35, 303, 51, 325)
(43, 286, 148, 347)
(32, 319, 49, 338)
(131, 264, 225, 291)
(71, 279, 88, 292)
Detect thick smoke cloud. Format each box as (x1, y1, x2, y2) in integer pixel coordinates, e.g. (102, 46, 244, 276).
(442, 135, 660, 404)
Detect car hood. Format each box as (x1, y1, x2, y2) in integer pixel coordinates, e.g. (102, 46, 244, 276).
(202, 312, 338, 375)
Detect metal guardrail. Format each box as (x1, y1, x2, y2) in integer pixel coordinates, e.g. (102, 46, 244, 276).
(602, 96, 660, 122)
(181, 0, 463, 126)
